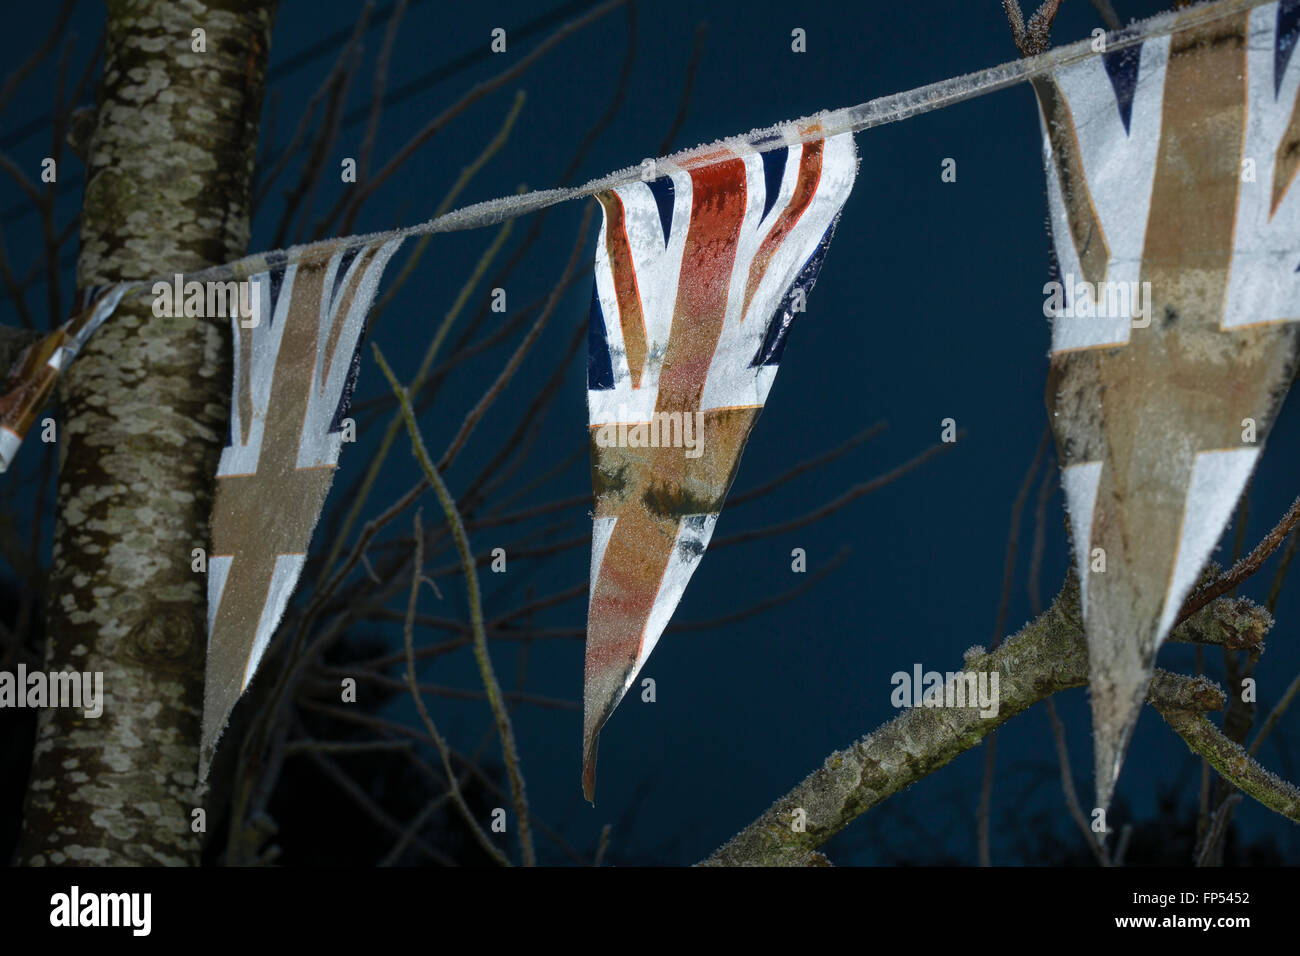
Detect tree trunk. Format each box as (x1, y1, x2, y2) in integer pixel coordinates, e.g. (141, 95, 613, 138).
(18, 0, 273, 866)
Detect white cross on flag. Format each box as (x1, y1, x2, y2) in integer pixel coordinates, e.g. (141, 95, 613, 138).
(201, 238, 402, 778)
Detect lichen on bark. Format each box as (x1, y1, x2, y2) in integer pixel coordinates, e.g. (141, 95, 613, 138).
(700, 580, 1282, 866)
(18, 0, 273, 866)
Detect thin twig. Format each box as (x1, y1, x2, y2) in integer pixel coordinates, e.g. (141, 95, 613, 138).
(593, 824, 612, 867)
(713, 436, 960, 549)
(355, 0, 409, 189)
(1177, 496, 1300, 623)
(303, 749, 457, 866)
(375, 345, 536, 866)
(655, 21, 707, 155)
(326, 0, 627, 235)
(1044, 698, 1110, 865)
(401, 509, 511, 865)
(436, 203, 593, 473)
(727, 422, 886, 508)
(319, 215, 516, 580)
(0, 0, 76, 118)
(979, 427, 1049, 866)
(1090, 0, 1123, 31)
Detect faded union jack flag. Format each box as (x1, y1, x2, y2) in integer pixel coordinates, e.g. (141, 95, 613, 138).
(202, 238, 403, 776)
(582, 128, 857, 799)
(1035, 0, 1300, 809)
(0, 284, 129, 472)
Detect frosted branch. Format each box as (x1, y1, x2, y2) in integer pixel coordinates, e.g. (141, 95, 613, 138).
(700, 578, 1290, 866)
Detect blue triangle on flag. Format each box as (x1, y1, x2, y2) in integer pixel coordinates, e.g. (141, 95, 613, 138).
(646, 176, 674, 246)
(759, 146, 788, 221)
(587, 281, 615, 390)
(751, 216, 840, 368)
(330, 246, 360, 307)
(1101, 43, 1141, 135)
(1277, 0, 1300, 96)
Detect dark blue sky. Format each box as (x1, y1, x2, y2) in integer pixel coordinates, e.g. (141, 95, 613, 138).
(3, 0, 1298, 865)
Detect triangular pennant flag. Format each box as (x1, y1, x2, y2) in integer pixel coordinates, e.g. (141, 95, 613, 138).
(1034, 1, 1300, 810)
(0, 284, 129, 472)
(201, 237, 404, 778)
(582, 129, 857, 799)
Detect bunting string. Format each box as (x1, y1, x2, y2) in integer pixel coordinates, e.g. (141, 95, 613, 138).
(73, 0, 1279, 302)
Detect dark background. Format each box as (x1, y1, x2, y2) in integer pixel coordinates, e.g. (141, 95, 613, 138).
(2, 0, 1297, 865)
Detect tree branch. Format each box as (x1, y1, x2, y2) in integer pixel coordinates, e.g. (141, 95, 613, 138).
(700, 577, 1285, 866)
(1156, 703, 1300, 826)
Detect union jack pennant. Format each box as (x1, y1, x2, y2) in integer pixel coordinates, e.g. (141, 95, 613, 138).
(0, 284, 130, 472)
(1035, 0, 1300, 810)
(582, 128, 857, 799)
(201, 238, 403, 777)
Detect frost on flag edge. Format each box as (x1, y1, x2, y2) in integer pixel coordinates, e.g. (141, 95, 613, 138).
(200, 237, 403, 780)
(581, 129, 858, 801)
(1034, 0, 1300, 811)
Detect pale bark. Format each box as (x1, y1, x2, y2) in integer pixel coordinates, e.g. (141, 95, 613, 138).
(19, 0, 273, 866)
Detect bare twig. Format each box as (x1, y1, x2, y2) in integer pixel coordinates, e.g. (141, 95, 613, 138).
(655, 21, 707, 155)
(1194, 792, 1243, 866)
(400, 509, 511, 865)
(1044, 698, 1110, 865)
(594, 824, 612, 867)
(356, 0, 409, 188)
(436, 204, 593, 472)
(980, 426, 1053, 866)
(304, 749, 456, 866)
(271, 3, 372, 247)
(327, 0, 626, 236)
(1004, 0, 1063, 57)
(319, 215, 516, 579)
(375, 345, 535, 866)
(713, 437, 960, 549)
(1177, 497, 1300, 623)
(1090, 0, 1123, 32)
(727, 422, 886, 509)
(0, 0, 76, 118)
